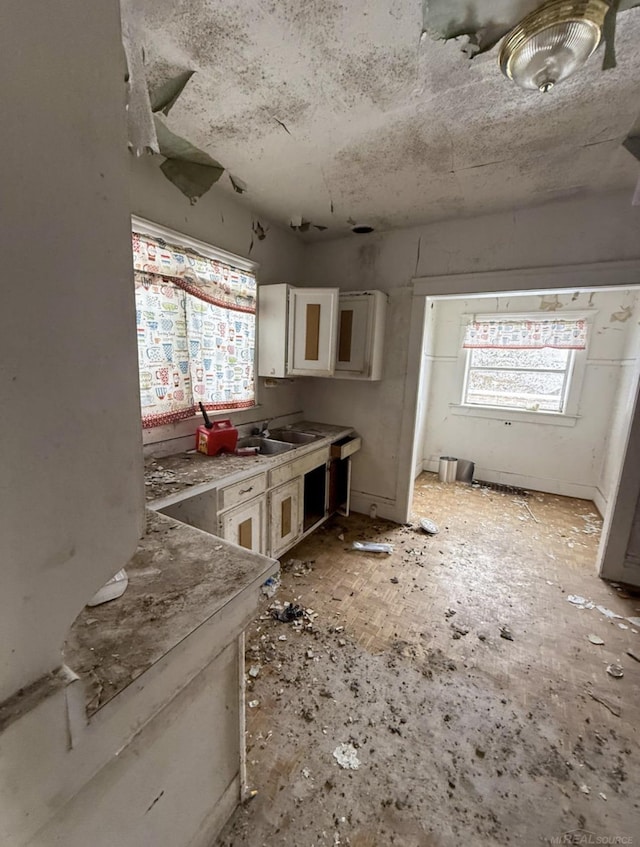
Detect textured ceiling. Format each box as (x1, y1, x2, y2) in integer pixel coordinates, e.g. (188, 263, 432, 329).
(133, 0, 640, 238)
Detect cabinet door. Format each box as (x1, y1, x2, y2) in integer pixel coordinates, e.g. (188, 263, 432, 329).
(335, 295, 371, 376)
(287, 288, 339, 376)
(269, 478, 303, 558)
(334, 290, 386, 381)
(221, 495, 266, 555)
(257, 283, 289, 378)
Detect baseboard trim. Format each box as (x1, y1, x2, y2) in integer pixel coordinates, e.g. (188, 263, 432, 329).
(349, 491, 401, 523)
(423, 461, 598, 501)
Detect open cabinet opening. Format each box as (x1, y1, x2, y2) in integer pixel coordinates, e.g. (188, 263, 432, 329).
(303, 464, 327, 532)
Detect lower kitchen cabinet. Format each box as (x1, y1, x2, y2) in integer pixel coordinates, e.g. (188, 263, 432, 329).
(155, 429, 360, 562)
(269, 478, 303, 558)
(220, 495, 267, 555)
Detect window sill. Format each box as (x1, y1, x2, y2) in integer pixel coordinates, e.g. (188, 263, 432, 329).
(142, 404, 263, 446)
(449, 404, 580, 427)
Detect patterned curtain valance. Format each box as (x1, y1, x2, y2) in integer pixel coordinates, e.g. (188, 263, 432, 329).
(463, 317, 587, 350)
(132, 231, 256, 313)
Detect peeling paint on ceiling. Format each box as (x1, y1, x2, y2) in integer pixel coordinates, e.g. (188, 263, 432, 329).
(421, 0, 640, 65)
(131, 0, 640, 237)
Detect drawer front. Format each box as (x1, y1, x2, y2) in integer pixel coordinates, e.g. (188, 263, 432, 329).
(331, 435, 361, 460)
(218, 472, 267, 512)
(268, 445, 330, 488)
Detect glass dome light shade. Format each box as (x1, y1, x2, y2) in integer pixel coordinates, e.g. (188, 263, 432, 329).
(499, 0, 608, 92)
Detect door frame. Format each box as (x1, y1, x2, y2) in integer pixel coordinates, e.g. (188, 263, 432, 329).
(396, 259, 640, 583)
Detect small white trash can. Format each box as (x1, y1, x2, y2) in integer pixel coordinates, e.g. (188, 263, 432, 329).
(438, 456, 458, 483)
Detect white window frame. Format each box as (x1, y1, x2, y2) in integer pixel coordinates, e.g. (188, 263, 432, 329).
(450, 310, 594, 427)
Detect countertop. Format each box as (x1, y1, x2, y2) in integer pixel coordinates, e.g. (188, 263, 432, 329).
(64, 510, 278, 716)
(145, 421, 355, 503)
(65, 421, 353, 717)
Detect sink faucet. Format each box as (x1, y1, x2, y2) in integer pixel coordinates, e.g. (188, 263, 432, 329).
(252, 419, 272, 437)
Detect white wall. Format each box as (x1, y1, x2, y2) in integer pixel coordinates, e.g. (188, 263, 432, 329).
(301, 190, 640, 521)
(0, 0, 144, 701)
(420, 290, 639, 501)
(597, 298, 640, 511)
(129, 156, 307, 455)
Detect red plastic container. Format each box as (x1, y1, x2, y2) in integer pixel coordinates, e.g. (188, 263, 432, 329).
(196, 418, 238, 456)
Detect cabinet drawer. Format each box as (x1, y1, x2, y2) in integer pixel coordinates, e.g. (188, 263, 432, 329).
(269, 445, 330, 488)
(331, 436, 361, 460)
(218, 472, 267, 511)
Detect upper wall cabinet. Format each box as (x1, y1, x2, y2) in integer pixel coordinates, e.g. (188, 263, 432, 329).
(335, 290, 387, 381)
(258, 284, 339, 378)
(257, 285, 386, 380)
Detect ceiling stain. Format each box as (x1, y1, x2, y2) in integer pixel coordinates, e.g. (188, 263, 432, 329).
(131, 0, 640, 238)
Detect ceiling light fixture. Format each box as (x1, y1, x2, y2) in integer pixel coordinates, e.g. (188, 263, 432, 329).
(499, 0, 608, 93)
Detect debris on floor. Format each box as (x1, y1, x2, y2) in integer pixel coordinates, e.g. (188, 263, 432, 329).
(595, 604, 623, 619)
(332, 743, 361, 770)
(218, 473, 639, 847)
(499, 625, 514, 641)
(419, 517, 439, 534)
(352, 541, 393, 554)
(606, 663, 624, 678)
(451, 623, 469, 639)
(588, 634, 605, 645)
(261, 576, 280, 598)
(567, 594, 594, 608)
(271, 602, 304, 623)
(585, 688, 621, 717)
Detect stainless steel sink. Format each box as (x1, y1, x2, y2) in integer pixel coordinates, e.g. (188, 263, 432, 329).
(266, 428, 321, 444)
(236, 435, 294, 455)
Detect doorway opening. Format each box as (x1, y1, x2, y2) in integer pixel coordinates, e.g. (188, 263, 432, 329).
(400, 276, 640, 586)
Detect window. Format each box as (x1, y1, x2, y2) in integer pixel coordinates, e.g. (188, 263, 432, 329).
(464, 347, 574, 412)
(461, 315, 587, 415)
(132, 225, 256, 428)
